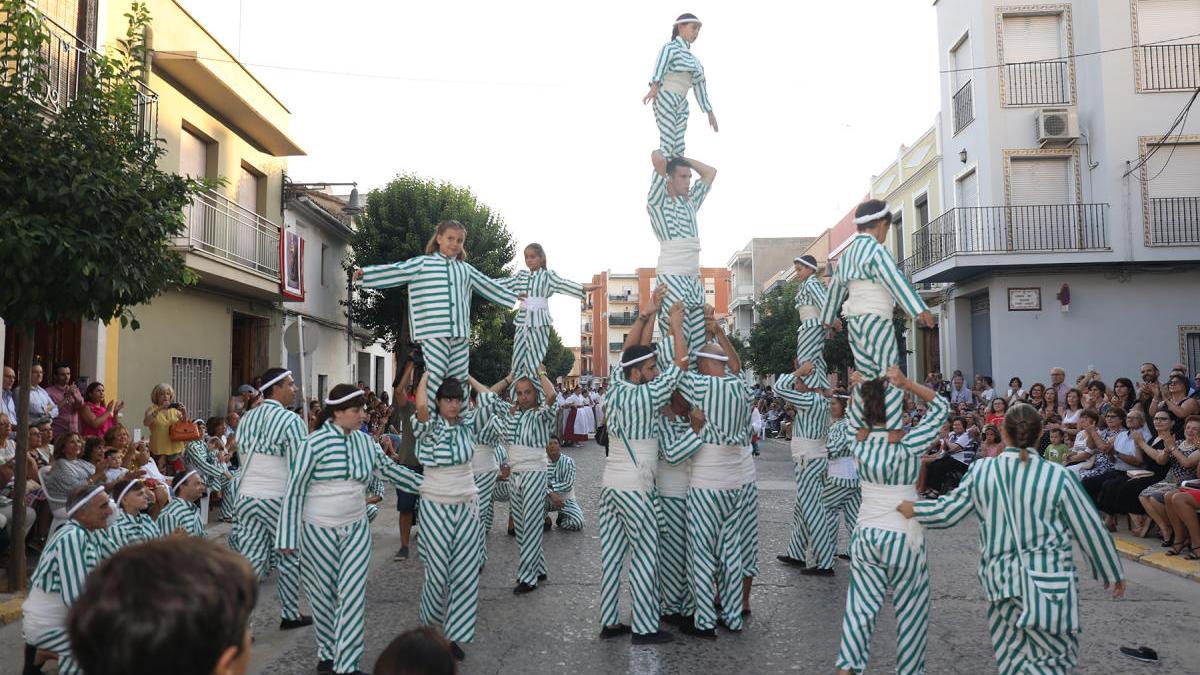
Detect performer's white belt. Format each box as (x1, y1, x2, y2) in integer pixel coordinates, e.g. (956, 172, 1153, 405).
(790, 436, 828, 463)
(471, 444, 498, 473)
(507, 444, 548, 474)
(857, 481, 923, 552)
(827, 457, 857, 480)
(303, 480, 367, 528)
(661, 70, 692, 95)
(604, 436, 658, 492)
(843, 280, 894, 319)
(796, 305, 820, 322)
(521, 296, 549, 312)
(22, 587, 66, 643)
(238, 454, 289, 499)
(737, 445, 756, 486)
(656, 458, 691, 497)
(420, 464, 479, 504)
(657, 238, 701, 276)
(690, 444, 744, 491)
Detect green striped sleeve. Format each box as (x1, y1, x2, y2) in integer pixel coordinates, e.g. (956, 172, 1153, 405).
(1058, 472, 1124, 584)
(58, 529, 93, 604)
(361, 257, 423, 290)
(277, 429, 320, 550)
(819, 274, 847, 325)
(467, 263, 519, 308)
(870, 246, 927, 317)
(375, 446, 423, 494)
(913, 468, 977, 529)
(548, 270, 585, 299)
(903, 396, 949, 455)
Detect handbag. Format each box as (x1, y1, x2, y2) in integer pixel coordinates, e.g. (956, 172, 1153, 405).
(169, 420, 202, 442)
(998, 455, 1079, 635)
(595, 424, 609, 450)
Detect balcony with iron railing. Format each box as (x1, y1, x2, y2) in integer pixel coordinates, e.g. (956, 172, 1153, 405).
(608, 314, 637, 326)
(1003, 60, 1070, 106)
(952, 80, 973, 134)
(581, 322, 593, 334)
(608, 293, 639, 303)
(1148, 196, 1200, 245)
(608, 342, 624, 352)
(908, 204, 1109, 282)
(176, 188, 282, 294)
(1141, 44, 1200, 91)
(2, 12, 158, 139)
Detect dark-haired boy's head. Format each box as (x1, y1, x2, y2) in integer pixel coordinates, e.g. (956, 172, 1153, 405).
(373, 627, 457, 675)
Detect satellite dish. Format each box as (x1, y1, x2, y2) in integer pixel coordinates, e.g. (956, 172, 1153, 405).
(284, 320, 320, 354)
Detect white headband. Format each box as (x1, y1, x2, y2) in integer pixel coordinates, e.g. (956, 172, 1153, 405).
(620, 351, 657, 368)
(325, 389, 365, 406)
(794, 257, 818, 271)
(116, 480, 141, 507)
(173, 470, 198, 492)
(674, 18, 701, 25)
(853, 208, 891, 225)
(695, 351, 729, 362)
(66, 485, 106, 518)
(259, 370, 292, 394)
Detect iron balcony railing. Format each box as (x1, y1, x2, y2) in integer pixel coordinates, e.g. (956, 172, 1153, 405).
(908, 204, 1108, 271)
(1142, 44, 1200, 91)
(608, 293, 639, 303)
(952, 80, 974, 134)
(900, 256, 935, 291)
(608, 314, 637, 327)
(1, 11, 158, 139)
(1003, 60, 1070, 105)
(179, 188, 282, 279)
(608, 342, 624, 352)
(581, 322, 593, 334)
(1148, 197, 1200, 245)
(581, 346, 593, 355)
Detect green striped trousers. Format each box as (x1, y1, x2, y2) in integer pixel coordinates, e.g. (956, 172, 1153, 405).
(737, 482, 760, 578)
(822, 479, 861, 556)
(547, 496, 585, 531)
(787, 456, 835, 569)
(656, 494, 692, 616)
(655, 275, 706, 370)
(836, 527, 930, 675)
(846, 314, 904, 430)
(653, 89, 689, 159)
(474, 468, 499, 532)
(687, 487, 745, 631)
(233, 496, 303, 621)
(214, 473, 236, 520)
(27, 627, 77, 674)
(300, 518, 373, 674)
(510, 470, 549, 586)
(988, 598, 1078, 674)
(511, 325, 550, 380)
(599, 487, 662, 635)
(796, 322, 829, 388)
(366, 503, 380, 523)
(422, 337, 471, 407)
(418, 500, 484, 643)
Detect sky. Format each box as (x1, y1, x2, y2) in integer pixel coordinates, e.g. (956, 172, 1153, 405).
(178, 0, 942, 347)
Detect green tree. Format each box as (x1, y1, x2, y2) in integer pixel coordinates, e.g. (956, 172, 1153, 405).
(0, 2, 203, 587)
(348, 174, 516, 380)
(543, 327, 577, 381)
(746, 281, 800, 378)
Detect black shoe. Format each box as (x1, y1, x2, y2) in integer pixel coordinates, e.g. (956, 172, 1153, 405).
(537, 573, 547, 582)
(507, 527, 516, 537)
(680, 618, 717, 639)
(544, 519, 552, 531)
(281, 615, 313, 630)
(316, 659, 333, 674)
(837, 553, 851, 561)
(776, 555, 806, 567)
(513, 581, 538, 594)
(741, 609, 752, 617)
(1119, 646, 1158, 663)
(801, 567, 835, 577)
(23, 643, 43, 675)
(449, 642, 465, 661)
(631, 630, 675, 644)
(660, 612, 684, 627)
(599, 623, 631, 639)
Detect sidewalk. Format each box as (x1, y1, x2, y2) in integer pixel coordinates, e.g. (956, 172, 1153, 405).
(1112, 530, 1200, 581)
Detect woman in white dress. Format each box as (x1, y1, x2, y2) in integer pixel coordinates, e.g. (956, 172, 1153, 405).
(572, 389, 596, 437)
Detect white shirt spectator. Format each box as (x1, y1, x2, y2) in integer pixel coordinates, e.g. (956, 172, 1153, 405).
(1112, 426, 1152, 472)
(947, 431, 975, 463)
(0, 438, 14, 463)
(1006, 388, 1027, 404)
(979, 388, 996, 403)
(24, 385, 58, 421)
(950, 385, 974, 406)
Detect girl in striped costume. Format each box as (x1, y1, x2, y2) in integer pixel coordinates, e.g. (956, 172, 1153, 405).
(480, 370, 558, 594)
(97, 478, 160, 557)
(545, 436, 584, 530)
(412, 373, 494, 662)
(157, 469, 206, 537)
(647, 151, 717, 370)
(22, 485, 111, 675)
(278, 384, 424, 675)
(357, 220, 518, 407)
(900, 403, 1125, 674)
(643, 14, 717, 159)
(820, 200, 933, 437)
(774, 361, 837, 575)
(656, 393, 703, 627)
(822, 392, 859, 559)
(835, 366, 948, 675)
(232, 368, 309, 632)
(499, 244, 595, 382)
(679, 327, 754, 638)
(793, 255, 829, 388)
(598, 290, 688, 645)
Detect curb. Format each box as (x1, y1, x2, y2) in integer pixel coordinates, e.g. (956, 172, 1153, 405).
(1113, 532, 1200, 582)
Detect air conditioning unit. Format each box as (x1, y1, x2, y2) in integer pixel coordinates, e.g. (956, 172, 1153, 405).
(1036, 107, 1079, 147)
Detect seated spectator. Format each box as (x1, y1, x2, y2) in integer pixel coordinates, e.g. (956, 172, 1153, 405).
(1060, 388, 1084, 438)
(1156, 372, 1200, 438)
(1166, 475, 1200, 560)
(984, 398, 1007, 427)
(374, 627, 457, 675)
(43, 433, 106, 504)
(1084, 379, 1109, 414)
(1028, 382, 1046, 412)
(1063, 409, 1102, 474)
(1043, 427, 1070, 464)
(1113, 411, 1176, 539)
(1082, 408, 1149, 530)
(1074, 409, 1125, 493)
(780, 404, 795, 440)
(28, 424, 52, 468)
(68, 537, 257, 675)
(979, 424, 1004, 459)
(949, 374, 973, 407)
(0, 462, 37, 560)
(1139, 415, 1200, 552)
(1005, 377, 1027, 405)
(79, 381, 123, 439)
(1040, 387, 1062, 424)
(1111, 377, 1138, 413)
(0, 414, 13, 463)
(1036, 413, 1061, 455)
(977, 375, 995, 403)
(923, 416, 977, 496)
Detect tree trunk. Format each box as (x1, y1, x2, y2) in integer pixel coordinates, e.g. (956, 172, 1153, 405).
(7, 327, 33, 591)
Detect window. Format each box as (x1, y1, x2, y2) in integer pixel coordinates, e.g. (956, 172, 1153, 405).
(1183, 327, 1200, 377)
(1001, 13, 1070, 105)
(1137, 0, 1200, 91)
(375, 355, 385, 395)
(955, 169, 978, 208)
(171, 357, 212, 421)
(317, 374, 328, 402)
(955, 169, 980, 252)
(1009, 156, 1076, 250)
(180, 129, 209, 180)
(237, 165, 262, 215)
(915, 194, 930, 229)
(320, 243, 329, 287)
(892, 211, 905, 263)
(1145, 141, 1200, 244)
(950, 35, 974, 133)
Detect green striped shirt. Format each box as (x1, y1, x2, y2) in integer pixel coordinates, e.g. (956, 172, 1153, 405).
(820, 233, 928, 324)
(647, 173, 711, 241)
(474, 404, 504, 447)
(794, 275, 827, 326)
(157, 498, 203, 538)
(235, 399, 307, 459)
(485, 396, 559, 449)
(607, 363, 684, 441)
(827, 417, 851, 459)
(658, 415, 703, 464)
(185, 439, 228, 484)
(681, 372, 752, 445)
(97, 511, 160, 558)
(854, 396, 948, 485)
(413, 404, 489, 467)
(914, 447, 1124, 600)
(500, 269, 585, 328)
(361, 253, 518, 340)
(649, 36, 713, 112)
(30, 521, 98, 604)
(548, 454, 577, 495)
(278, 422, 422, 549)
(774, 373, 831, 441)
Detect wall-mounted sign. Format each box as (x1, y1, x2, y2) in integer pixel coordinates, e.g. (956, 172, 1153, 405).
(1007, 287, 1041, 311)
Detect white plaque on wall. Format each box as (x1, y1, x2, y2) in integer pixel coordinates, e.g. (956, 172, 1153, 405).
(1007, 287, 1041, 312)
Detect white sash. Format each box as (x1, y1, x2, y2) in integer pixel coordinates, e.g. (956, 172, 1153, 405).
(857, 481, 924, 552)
(843, 280, 894, 318)
(303, 480, 367, 528)
(238, 454, 290, 499)
(796, 305, 820, 322)
(657, 238, 701, 276)
(22, 587, 67, 643)
(604, 437, 659, 492)
(521, 296, 549, 311)
(690, 444, 744, 491)
(657, 458, 691, 498)
(790, 436, 828, 463)
(827, 457, 857, 481)
(420, 464, 478, 504)
(661, 70, 692, 95)
(471, 444, 498, 473)
(508, 444, 548, 474)
(737, 445, 757, 486)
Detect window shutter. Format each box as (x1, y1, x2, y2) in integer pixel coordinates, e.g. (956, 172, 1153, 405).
(1003, 15, 1063, 62)
(956, 170, 978, 207)
(1009, 158, 1072, 205)
(1148, 143, 1200, 197)
(1137, 0, 1200, 44)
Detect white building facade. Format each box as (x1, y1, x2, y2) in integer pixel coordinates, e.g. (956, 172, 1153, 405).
(917, 0, 1200, 385)
(727, 237, 817, 340)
